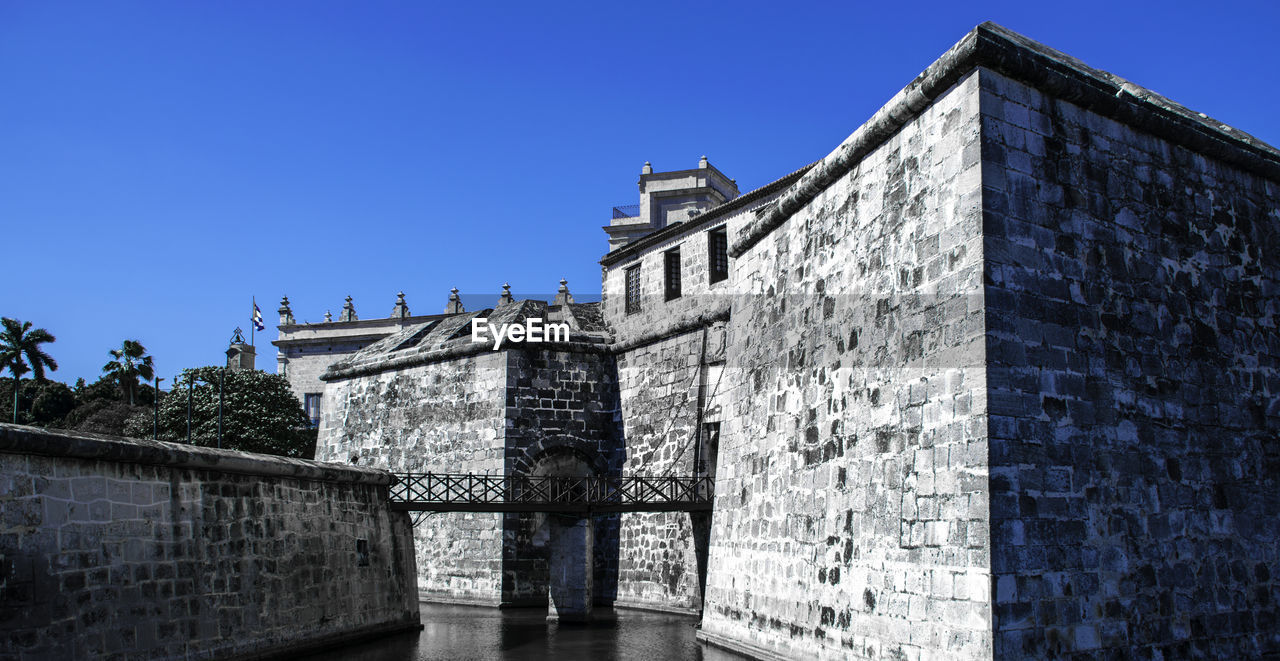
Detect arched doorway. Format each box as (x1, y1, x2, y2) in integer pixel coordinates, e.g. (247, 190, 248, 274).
(526, 451, 596, 622)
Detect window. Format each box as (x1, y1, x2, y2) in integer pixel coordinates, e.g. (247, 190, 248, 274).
(664, 248, 681, 301)
(708, 227, 729, 284)
(625, 265, 641, 315)
(304, 393, 323, 428)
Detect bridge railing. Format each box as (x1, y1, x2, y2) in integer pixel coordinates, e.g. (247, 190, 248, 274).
(388, 472, 714, 513)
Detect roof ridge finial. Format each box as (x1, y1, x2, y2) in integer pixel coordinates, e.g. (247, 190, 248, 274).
(278, 295, 295, 325)
(339, 295, 357, 322)
(445, 287, 465, 314)
(391, 291, 410, 319)
(498, 282, 514, 306)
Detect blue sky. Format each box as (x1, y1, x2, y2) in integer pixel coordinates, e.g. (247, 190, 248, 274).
(2, 1, 1277, 388)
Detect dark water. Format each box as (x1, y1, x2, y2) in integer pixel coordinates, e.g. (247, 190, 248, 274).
(302, 603, 750, 661)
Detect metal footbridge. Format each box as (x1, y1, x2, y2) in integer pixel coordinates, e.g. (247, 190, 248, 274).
(388, 473, 714, 513)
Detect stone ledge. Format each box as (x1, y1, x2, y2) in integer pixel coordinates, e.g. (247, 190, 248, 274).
(612, 599, 702, 617)
(0, 422, 393, 485)
(224, 617, 424, 661)
(610, 307, 731, 354)
(696, 629, 794, 661)
(418, 592, 505, 608)
(732, 21, 1280, 258)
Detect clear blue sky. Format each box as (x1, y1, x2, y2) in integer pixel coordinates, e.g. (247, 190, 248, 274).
(2, 1, 1277, 388)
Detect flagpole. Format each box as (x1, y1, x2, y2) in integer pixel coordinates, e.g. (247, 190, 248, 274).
(251, 296, 255, 347)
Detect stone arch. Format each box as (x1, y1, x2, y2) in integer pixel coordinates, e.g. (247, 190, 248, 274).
(511, 437, 611, 479)
(523, 444, 600, 539)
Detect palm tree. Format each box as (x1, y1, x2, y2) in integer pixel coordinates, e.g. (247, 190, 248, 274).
(102, 340, 154, 406)
(1, 317, 59, 424)
(6, 361, 29, 424)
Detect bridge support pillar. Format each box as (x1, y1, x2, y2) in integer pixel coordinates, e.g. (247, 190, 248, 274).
(547, 516, 593, 623)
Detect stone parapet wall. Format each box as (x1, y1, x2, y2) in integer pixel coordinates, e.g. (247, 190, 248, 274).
(0, 424, 418, 660)
(980, 68, 1280, 658)
(700, 70, 991, 660)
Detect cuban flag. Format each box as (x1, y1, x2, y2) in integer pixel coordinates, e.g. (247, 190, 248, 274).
(252, 300, 265, 331)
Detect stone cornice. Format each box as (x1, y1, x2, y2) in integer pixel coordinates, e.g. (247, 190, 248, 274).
(272, 333, 392, 349)
(607, 308, 730, 354)
(276, 313, 448, 333)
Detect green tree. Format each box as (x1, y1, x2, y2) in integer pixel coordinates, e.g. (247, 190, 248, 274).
(0, 377, 76, 427)
(126, 367, 313, 458)
(62, 374, 154, 436)
(102, 339, 154, 406)
(0, 317, 58, 424)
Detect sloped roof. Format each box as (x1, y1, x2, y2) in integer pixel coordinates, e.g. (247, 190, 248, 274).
(321, 300, 611, 381)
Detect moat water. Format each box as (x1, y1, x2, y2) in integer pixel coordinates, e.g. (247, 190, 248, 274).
(301, 603, 751, 661)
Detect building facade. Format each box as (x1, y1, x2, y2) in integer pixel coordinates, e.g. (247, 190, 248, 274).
(273, 293, 454, 425)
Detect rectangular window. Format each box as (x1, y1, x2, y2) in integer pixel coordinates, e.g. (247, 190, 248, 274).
(708, 227, 729, 284)
(664, 248, 681, 301)
(625, 265, 641, 315)
(304, 393, 322, 428)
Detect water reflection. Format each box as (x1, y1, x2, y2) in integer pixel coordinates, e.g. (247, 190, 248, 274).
(301, 603, 749, 661)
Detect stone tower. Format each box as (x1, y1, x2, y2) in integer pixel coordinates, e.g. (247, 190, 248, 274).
(226, 328, 256, 371)
(603, 156, 740, 251)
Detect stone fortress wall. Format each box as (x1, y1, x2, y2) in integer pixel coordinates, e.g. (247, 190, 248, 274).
(979, 67, 1279, 658)
(612, 330, 709, 612)
(0, 423, 419, 661)
(692, 23, 1279, 661)
(318, 352, 509, 604)
(699, 67, 991, 659)
(4, 20, 1271, 661)
(316, 302, 623, 608)
(301, 22, 1278, 660)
